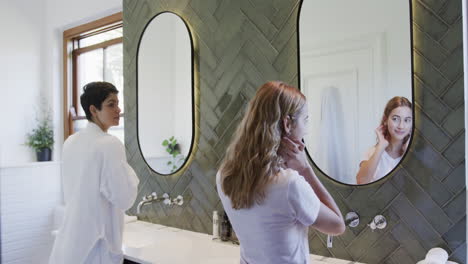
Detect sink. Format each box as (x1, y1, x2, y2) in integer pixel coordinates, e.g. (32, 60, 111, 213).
(123, 222, 240, 264)
(123, 221, 363, 264)
(123, 231, 159, 249)
(123, 221, 163, 249)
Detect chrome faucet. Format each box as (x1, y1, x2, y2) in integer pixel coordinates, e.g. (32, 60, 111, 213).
(171, 195, 184, 206)
(368, 215, 387, 231)
(136, 192, 170, 214)
(327, 212, 360, 248)
(136, 192, 184, 214)
(345, 212, 360, 228)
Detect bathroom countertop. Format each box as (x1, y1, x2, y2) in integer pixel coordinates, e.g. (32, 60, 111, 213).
(122, 220, 363, 264)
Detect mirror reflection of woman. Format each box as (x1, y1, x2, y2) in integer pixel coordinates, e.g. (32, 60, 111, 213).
(217, 81, 345, 264)
(356, 96, 412, 184)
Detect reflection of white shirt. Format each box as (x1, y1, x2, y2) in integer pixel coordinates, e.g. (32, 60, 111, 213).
(49, 122, 139, 264)
(216, 168, 320, 264)
(361, 146, 402, 182)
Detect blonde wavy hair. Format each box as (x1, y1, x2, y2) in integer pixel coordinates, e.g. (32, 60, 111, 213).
(219, 81, 306, 209)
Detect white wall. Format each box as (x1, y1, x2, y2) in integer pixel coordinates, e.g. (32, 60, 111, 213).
(0, 0, 46, 165)
(139, 14, 176, 158)
(1, 162, 61, 264)
(0, 0, 121, 166)
(173, 15, 193, 159)
(300, 0, 412, 102)
(0, 1, 122, 263)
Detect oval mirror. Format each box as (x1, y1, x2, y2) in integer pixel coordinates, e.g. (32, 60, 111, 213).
(137, 12, 194, 175)
(299, 0, 413, 185)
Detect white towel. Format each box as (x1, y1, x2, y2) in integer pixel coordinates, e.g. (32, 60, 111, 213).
(426, 248, 448, 263)
(416, 261, 440, 264)
(416, 248, 458, 264)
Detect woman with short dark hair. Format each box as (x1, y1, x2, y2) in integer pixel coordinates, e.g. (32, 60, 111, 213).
(49, 82, 139, 264)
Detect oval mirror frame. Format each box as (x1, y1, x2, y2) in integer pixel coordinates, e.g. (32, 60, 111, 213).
(136, 11, 196, 176)
(297, 0, 415, 186)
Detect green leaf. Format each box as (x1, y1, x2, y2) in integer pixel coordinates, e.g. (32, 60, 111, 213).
(167, 161, 172, 165)
(162, 140, 168, 146)
(166, 147, 171, 153)
(170, 136, 174, 141)
(25, 114, 54, 151)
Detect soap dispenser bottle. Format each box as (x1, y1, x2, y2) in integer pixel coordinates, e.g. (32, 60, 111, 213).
(212, 211, 220, 240)
(220, 212, 231, 241)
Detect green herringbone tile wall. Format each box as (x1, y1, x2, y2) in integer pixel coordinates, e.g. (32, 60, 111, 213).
(123, 0, 466, 263)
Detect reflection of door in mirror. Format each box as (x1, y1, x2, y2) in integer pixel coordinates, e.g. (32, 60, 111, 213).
(137, 12, 193, 175)
(300, 0, 412, 185)
(307, 85, 351, 183)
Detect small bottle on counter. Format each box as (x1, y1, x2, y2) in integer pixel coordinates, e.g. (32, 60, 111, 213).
(230, 227, 238, 244)
(213, 211, 220, 240)
(220, 212, 231, 241)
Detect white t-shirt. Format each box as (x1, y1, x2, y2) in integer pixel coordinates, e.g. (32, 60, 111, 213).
(216, 168, 320, 264)
(361, 146, 402, 182)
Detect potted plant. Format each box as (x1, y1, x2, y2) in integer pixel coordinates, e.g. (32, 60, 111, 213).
(162, 136, 185, 172)
(26, 113, 54, 162)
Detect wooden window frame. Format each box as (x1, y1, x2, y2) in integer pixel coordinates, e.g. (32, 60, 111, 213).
(63, 12, 122, 140)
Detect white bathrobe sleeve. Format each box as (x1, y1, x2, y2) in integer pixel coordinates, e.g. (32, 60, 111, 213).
(99, 136, 139, 211)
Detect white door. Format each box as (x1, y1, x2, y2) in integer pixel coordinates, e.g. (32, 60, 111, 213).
(301, 34, 386, 184)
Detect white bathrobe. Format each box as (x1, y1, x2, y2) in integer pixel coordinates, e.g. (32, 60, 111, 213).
(49, 122, 139, 264)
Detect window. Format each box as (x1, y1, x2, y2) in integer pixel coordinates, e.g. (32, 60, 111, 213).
(63, 13, 124, 142)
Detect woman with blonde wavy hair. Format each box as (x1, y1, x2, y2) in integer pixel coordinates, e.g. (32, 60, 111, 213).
(216, 81, 345, 264)
(356, 96, 412, 185)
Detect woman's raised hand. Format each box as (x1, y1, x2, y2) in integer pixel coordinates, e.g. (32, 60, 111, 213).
(375, 125, 389, 149)
(278, 137, 309, 173)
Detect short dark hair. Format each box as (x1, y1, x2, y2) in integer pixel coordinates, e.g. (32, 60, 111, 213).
(80, 82, 119, 121)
